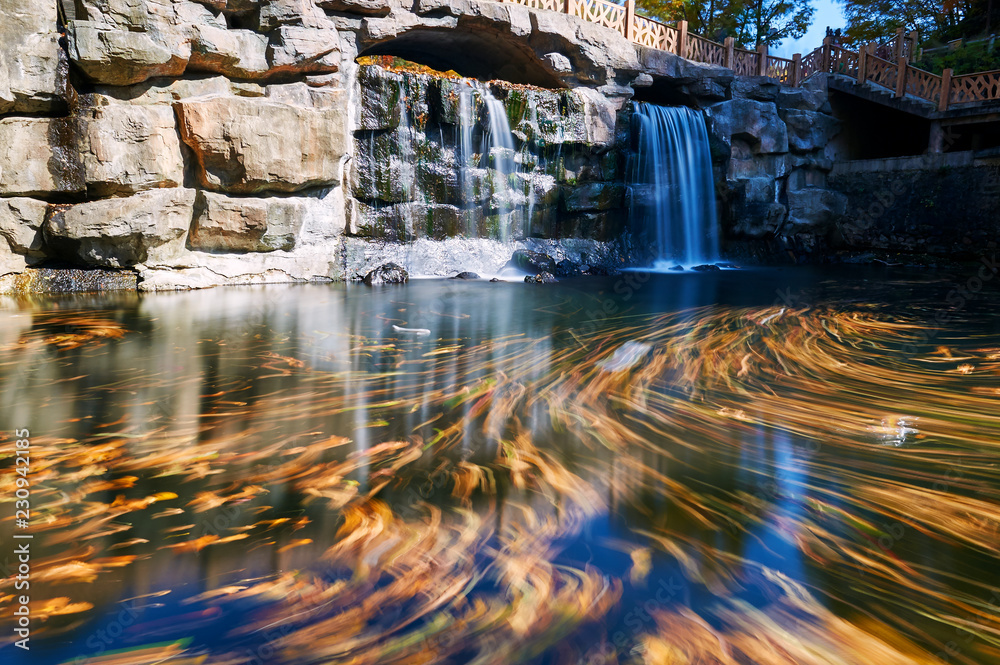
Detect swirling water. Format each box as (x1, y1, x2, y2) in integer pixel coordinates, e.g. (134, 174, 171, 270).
(1, 266, 999, 665)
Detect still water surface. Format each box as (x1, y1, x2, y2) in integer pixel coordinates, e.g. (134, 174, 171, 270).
(1, 267, 999, 665)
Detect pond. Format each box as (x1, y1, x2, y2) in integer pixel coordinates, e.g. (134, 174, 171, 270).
(1, 266, 999, 665)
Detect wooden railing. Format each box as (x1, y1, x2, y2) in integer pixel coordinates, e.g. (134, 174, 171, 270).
(496, 0, 1000, 108)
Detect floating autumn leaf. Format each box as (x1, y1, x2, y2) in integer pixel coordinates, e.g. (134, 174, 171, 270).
(35, 597, 95, 618)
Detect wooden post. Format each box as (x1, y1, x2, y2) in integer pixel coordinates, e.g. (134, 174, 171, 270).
(757, 42, 768, 76)
(822, 36, 832, 72)
(908, 30, 919, 62)
(895, 56, 907, 97)
(725, 36, 735, 69)
(857, 43, 867, 84)
(792, 53, 802, 86)
(939, 67, 952, 112)
(677, 20, 688, 57)
(624, 0, 636, 41)
(563, 0, 571, 14)
(894, 27, 905, 59)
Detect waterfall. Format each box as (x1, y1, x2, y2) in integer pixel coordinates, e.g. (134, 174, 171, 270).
(458, 83, 477, 237)
(629, 103, 719, 268)
(483, 91, 521, 244)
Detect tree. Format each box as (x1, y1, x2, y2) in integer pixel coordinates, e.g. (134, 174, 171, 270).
(834, 0, 962, 44)
(734, 0, 816, 45)
(636, 0, 742, 43)
(636, 0, 814, 47)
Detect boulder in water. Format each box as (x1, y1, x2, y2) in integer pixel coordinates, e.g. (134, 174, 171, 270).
(691, 264, 722, 272)
(363, 262, 409, 285)
(451, 271, 480, 280)
(670, 265, 685, 271)
(509, 250, 556, 274)
(525, 272, 557, 284)
(554, 259, 583, 277)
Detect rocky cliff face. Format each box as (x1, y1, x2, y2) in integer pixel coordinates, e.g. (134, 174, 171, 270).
(0, 0, 852, 291)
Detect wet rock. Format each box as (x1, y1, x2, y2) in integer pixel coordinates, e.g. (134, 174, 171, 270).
(510, 249, 556, 274)
(452, 271, 480, 279)
(363, 262, 408, 285)
(0, 0, 64, 113)
(189, 192, 305, 252)
(562, 183, 625, 213)
(489, 277, 501, 282)
(670, 265, 684, 271)
(554, 259, 583, 277)
(44, 188, 196, 267)
(357, 66, 404, 130)
(175, 94, 347, 194)
(0, 118, 85, 196)
(585, 264, 621, 276)
(525, 271, 557, 284)
(691, 264, 721, 272)
(79, 100, 185, 196)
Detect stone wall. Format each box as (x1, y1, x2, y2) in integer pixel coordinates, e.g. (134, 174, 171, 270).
(828, 154, 1000, 260)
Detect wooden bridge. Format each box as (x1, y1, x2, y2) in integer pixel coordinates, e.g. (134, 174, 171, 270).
(498, 0, 1000, 112)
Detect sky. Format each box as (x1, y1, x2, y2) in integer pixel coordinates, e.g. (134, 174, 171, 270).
(772, 0, 847, 58)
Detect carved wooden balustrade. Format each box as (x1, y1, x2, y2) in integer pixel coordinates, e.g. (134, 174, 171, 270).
(495, 0, 1000, 109)
(766, 55, 794, 83)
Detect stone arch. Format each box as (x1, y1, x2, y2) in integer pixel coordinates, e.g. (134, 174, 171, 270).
(357, 28, 566, 89)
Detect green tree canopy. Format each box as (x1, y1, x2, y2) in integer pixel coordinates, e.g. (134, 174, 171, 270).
(835, 0, 997, 44)
(635, 0, 814, 48)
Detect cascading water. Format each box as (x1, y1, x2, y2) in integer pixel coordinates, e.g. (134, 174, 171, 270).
(482, 91, 521, 244)
(458, 83, 477, 237)
(629, 103, 719, 269)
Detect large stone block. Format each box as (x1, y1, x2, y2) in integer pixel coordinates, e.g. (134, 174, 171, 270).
(782, 109, 841, 154)
(189, 191, 305, 252)
(0, 118, 85, 196)
(0, 0, 65, 113)
(561, 182, 624, 212)
(188, 25, 270, 79)
(0, 197, 48, 260)
(787, 187, 848, 230)
(44, 188, 196, 267)
(80, 101, 185, 196)
(68, 21, 189, 86)
(175, 95, 347, 194)
(266, 26, 341, 75)
(706, 98, 788, 155)
(568, 88, 617, 148)
(315, 0, 391, 15)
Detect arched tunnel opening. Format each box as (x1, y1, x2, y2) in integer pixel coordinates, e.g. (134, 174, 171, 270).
(630, 77, 706, 108)
(357, 29, 566, 89)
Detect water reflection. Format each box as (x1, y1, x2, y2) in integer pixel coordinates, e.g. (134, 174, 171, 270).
(0, 269, 999, 665)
